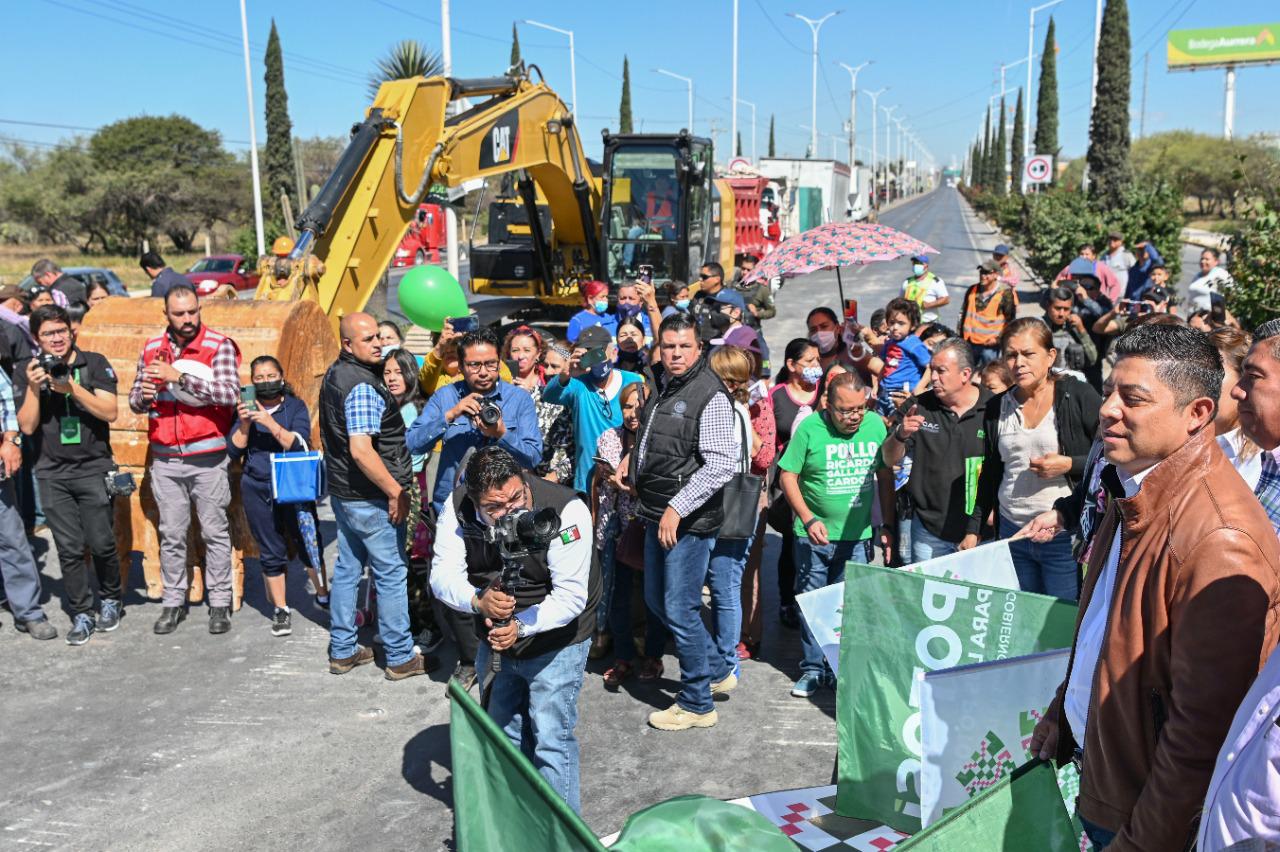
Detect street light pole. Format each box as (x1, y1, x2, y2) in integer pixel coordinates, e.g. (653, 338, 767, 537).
(838, 60, 872, 168)
(882, 105, 899, 201)
(523, 20, 577, 115)
(731, 0, 739, 166)
(735, 97, 757, 161)
(443, 1, 459, 279)
(864, 87, 887, 208)
(788, 11, 840, 159)
(1024, 0, 1065, 190)
(238, 0, 265, 257)
(654, 68, 694, 132)
(1083, 0, 1102, 191)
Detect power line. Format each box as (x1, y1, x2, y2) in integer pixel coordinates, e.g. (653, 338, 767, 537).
(748, 0, 807, 53)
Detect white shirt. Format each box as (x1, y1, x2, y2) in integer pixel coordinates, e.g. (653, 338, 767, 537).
(1218, 428, 1264, 492)
(1065, 463, 1156, 737)
(901, 274, 949, 323)
(1188, 266, 1233, 311)
(429, 491, 594, 637)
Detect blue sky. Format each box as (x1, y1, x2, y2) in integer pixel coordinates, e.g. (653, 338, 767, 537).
(4, 0, 1278, 170)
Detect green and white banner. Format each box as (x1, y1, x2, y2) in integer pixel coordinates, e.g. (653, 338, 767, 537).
(919, 649, 1080, 828)
(835, 563, 1078, 833)
(1168, 22, 1280, 69)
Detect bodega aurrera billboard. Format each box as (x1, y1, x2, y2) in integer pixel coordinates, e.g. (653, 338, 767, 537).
(1168, 23, 1280, 70)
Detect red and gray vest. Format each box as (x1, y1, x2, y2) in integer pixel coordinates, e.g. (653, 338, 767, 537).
(141, 325, 239, 457)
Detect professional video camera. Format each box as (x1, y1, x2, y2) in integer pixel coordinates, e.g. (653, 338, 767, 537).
(37, 353, 70, 384)
(484, 506, 561, 672)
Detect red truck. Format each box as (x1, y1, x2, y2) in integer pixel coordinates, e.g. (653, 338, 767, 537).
(391, 203, 447, 267)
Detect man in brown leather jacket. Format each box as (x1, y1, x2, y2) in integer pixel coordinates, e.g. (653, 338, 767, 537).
(1021, 323, 1280, 850)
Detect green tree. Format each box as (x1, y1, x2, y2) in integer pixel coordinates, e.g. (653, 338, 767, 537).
(768, 115, 775, 157)
(510, 23, 521, 68)
(1034, 15, 1060, 171)
(981, 105, 994, 189)
(737, 131, 743, 157)
(619, 56, 633, 134)
(368, 40, 443, 101)
(995, 99, 1008, 195)
(1086, 0, 1132, 209)
(1226, 204, 1280, 330)
(1011, 89, 1025, 195)
(263, 20, 297, 219)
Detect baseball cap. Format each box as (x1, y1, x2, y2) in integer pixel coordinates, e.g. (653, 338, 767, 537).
(713, 288, 747, 313)
(992, 244, 1010, 257)
(911, 254, 929, 265)
(721, 325, 763, 355)
(977, 260, 1000, 274)
(576, 324, 613, 351)
(1065, 257, 1098, 280)
(1107, 230, 1124, 241)
(0, 284, 24, 302)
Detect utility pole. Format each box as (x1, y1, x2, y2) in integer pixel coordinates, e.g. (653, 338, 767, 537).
(523, 20, 577, 115)
(238, 0, 265, 257)
(864, 87, 888, 209)
(654, 68, 694, 131)
(443, 0, 459, 281)
(731, 0, 739, 167)
(1025, 0, 1066, 184)
(882, 105, 898, 201)
(734, 97, 757, 161)
(708, 118, 725, 158)
(1139, 51, 1149, 139)
(838, 60, 872, 168)
(788, 11, 840, 165)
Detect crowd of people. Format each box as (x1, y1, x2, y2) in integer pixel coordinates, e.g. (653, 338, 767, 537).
(6, 235, 1280, 849)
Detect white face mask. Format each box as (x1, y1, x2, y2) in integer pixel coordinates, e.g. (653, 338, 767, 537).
(809, 330, 837, 354)
(912, 264, 926, 277)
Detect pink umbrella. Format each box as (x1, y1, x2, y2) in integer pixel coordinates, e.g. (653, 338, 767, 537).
(744, 221, 939, 307)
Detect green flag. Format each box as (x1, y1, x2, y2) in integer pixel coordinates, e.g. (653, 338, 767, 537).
(835, 563, 1078, 832)
(448, 681, 794, 851)
(897, 760, 1079, 851)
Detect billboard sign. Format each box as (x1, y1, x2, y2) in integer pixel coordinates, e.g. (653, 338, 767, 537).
(1168, 23, 1280, 70)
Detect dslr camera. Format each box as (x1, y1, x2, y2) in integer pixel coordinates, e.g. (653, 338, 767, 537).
(38, 353, 70, 383)
(488, 507, 562, 561)
(477, 398, 502, 428)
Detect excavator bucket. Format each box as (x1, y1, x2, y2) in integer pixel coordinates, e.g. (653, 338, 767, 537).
(79, 297, 339, 608)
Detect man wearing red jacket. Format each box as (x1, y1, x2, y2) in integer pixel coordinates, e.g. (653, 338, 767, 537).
(128, 285, 241, 636)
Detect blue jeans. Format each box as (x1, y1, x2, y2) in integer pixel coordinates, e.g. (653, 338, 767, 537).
(476, 638, 590, 813)
(707, 534, 752, 679)
(329, 496, 414, 667)
(999, 514, 1079, 602)
(971, 343, 1002, 366)
(1080, 815, 1115, 848)
(643, 522, 717, 714)
(0, 480, 45, 622)
(910, 517, 959, 563)
(794, 537, 871, 676)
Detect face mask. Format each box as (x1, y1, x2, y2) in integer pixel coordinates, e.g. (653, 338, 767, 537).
(617, 302, 642, 320)
(801, 366, 824, 385)
(809, 330, 837, 354)
(593, 300, 610, 314)
(674, 299, 691, 311)
(912, 264, 925, 277)
(254, 379, 284, 399)
(380, 343, 401, 354)
(589, 359, 612, 381)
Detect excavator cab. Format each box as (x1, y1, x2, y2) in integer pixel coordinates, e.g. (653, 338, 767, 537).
(600, 131, 726, 287)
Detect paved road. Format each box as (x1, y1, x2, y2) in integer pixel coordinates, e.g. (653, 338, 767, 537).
(0, 187, 997, 852)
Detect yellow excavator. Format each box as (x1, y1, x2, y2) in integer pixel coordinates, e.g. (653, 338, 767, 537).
(82, 64, 736, 604)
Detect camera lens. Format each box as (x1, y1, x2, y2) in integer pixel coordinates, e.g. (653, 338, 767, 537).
(479, 401, 501, 426)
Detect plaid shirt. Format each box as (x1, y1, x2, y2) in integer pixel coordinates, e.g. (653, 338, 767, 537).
(127, 330, 240, 413)
(344, 383, 386, 435)
(1255, 450, 1280, 539)
(0, 370, 19, 434)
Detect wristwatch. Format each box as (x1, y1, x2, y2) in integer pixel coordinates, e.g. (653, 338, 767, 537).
(515, 619, 530, 639)
(5, 434, 22, 447)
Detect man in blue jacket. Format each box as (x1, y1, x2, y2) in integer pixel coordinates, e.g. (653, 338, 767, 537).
(1124, 239, 1165, 301)
(407, 327, 542, 515)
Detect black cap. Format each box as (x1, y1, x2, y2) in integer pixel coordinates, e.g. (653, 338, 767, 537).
(977, 260, 1000, 275)
(576, 325, 613, 350)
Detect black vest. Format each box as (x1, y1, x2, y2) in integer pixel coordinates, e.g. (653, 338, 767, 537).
(453, 476, 600, 659)
(319, 351, 411, 500)
(635, 355, 730, 535)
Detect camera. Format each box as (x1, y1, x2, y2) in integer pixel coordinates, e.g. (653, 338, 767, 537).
(477, 399, 502, 427)
(38, 353, 70, 383)
(489, 506, 562, 561)
(104, 468, 137, 497)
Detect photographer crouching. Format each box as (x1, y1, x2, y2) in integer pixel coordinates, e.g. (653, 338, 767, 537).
(16, 305, 123, 645)
(430, 446, 598, 813)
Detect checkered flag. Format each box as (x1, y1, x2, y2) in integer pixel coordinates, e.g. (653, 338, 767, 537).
(955, 731, 1016, 798)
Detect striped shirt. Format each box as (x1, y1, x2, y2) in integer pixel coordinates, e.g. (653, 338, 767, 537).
(0, 370, 19, 433)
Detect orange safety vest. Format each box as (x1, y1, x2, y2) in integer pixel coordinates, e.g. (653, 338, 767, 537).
(962, 284, 1017, 346)
(142, 325, 240, 457)
(646, 192, 674, 226)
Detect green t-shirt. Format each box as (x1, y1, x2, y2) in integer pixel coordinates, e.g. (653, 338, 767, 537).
(778, 410, 887, 542)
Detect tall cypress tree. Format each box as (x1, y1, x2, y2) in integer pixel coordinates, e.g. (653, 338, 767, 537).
(995, 99, 1008, 195)
(1087, 0, 1132, 207)
(1034, 15, 1060, 167)
(981, 105, 993, 189)
(618, 56, 633, 133)
(263, 20, 297, 216)
(768, 114, 776, 157)
(736, 131, 743, 157)
(1011, 89, 1025, 194)
(510, 23, 521, 68)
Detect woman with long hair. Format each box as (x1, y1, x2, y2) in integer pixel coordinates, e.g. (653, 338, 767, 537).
(229, 355, 326, 635)
(974, 317, 1100, 601)
(597, 381, 665, 686)
(502, 326, 575, 484)
(1208, 327, 1263, 489)
(767, 338, 824, 633)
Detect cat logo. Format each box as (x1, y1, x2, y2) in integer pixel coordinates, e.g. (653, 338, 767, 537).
(491, 125, 512, 163)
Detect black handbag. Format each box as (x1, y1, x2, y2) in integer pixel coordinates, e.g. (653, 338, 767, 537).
(719, 412, 764, 540)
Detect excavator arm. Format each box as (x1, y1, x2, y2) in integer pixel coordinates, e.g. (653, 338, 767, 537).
(257, 68, 600, 331)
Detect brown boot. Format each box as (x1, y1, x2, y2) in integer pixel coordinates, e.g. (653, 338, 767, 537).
(385, 652, 438, 681)
(329, 646, 375, 675)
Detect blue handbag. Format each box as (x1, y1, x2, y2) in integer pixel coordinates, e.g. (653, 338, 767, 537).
(270, 434, 326, 504)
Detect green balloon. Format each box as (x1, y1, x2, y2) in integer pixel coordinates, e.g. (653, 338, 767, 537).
(397, 264, 469, 331)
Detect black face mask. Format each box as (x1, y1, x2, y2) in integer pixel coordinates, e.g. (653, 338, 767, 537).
(254, 380, 284, 399)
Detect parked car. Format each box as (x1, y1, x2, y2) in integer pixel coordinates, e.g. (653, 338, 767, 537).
(184, 254, 260, 296)
(62, 267, 130, 297)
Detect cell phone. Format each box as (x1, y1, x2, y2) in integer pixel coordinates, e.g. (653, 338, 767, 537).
(895, 393, 917, 419)
(241, 384, 257, 411)
(1126, 300, 1139, 317)
(579, 347, 609, 370)
(638, 264, 654, 284)
(449, 314, 479, 334)
(844, 299, 859, 322)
